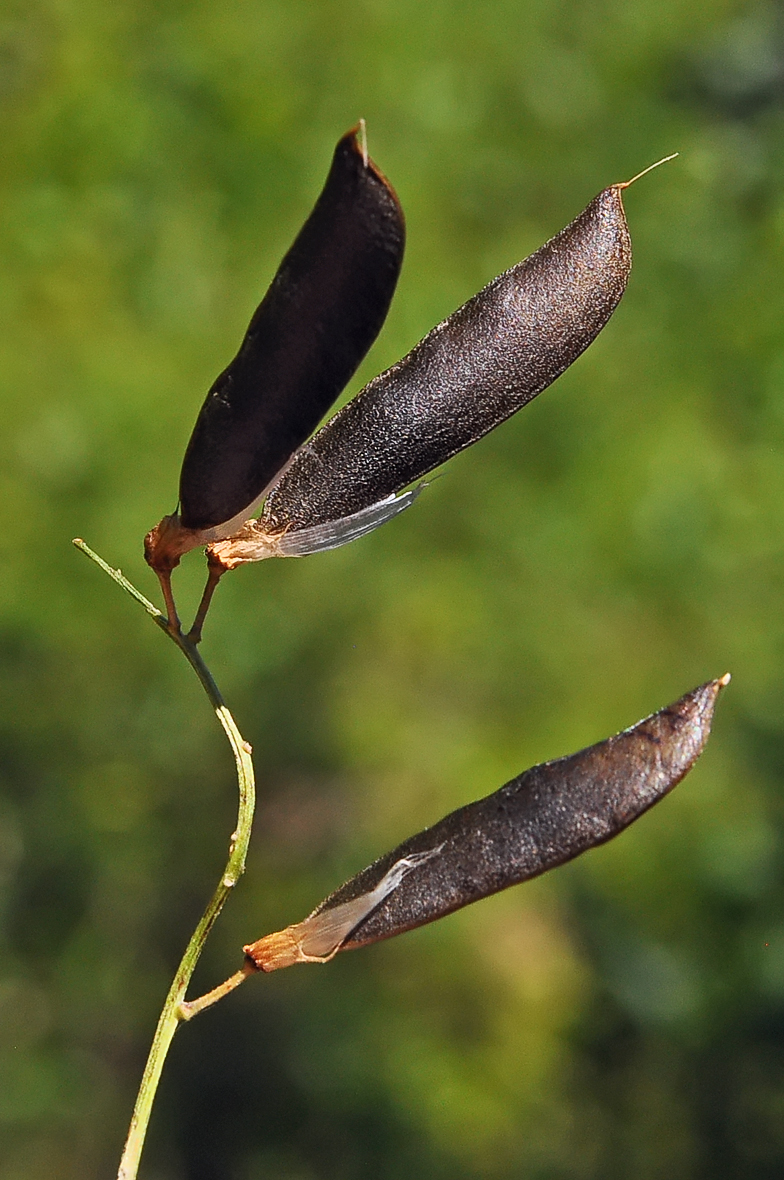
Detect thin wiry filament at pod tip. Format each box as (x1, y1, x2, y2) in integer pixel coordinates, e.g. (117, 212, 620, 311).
(619, 153, 678, 189)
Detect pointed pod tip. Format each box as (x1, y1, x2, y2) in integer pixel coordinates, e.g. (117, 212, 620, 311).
(358, 117, 368, 167)
(687, 672, 730, 717)
(344, 119, 369, 167)
(693, 672, 731, 715)
(676, 674, 730, 767)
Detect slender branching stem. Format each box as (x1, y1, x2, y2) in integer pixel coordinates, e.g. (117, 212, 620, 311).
(72, 540, 256, 1180)
(156, 567, 182, 634)
(188, 562, 225, 645)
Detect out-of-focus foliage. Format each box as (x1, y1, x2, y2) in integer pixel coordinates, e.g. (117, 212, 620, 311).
(2, 0, 784, 1176)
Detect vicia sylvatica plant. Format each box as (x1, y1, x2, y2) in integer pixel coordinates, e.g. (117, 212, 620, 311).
(74, 124, 727, 1180)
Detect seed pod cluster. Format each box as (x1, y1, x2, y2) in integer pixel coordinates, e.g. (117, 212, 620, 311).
(144, 125, 643, 633)
(244, 676, 728, 972)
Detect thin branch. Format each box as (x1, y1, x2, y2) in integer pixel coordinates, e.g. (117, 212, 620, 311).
(73, 539, 256, 1180)
(73, 539, 224, 706)
(156, 567, 182, 634)
(187, 562, 225, 645)
(179, 961, 256, 1021)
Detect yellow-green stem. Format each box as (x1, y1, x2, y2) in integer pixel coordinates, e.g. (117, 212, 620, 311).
(72, 541, 256, 1180)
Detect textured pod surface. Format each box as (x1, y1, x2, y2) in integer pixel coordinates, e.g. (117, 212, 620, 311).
(260, 184, 631, 535)
(244, 677, 726, 969)
(179, 126, 405, 534)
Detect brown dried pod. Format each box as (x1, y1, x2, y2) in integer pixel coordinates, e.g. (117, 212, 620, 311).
(145, 123, 405, 582)
(210, 163, 677, 571)
(244, 674, 727, 972)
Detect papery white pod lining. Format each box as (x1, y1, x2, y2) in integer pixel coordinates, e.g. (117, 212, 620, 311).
(207, 485, 424, 568)
(244, 847, 442, 971)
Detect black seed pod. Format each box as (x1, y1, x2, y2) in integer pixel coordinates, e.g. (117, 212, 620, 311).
(179, 125, 405, 536)
(244, 676, 727, 971)
(258, 181, 631, 539)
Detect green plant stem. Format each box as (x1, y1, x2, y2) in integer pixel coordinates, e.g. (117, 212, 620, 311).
(72, 540, 256, 1180)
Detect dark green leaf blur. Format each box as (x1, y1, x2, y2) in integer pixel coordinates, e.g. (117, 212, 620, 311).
(2, 1, 783, 1176)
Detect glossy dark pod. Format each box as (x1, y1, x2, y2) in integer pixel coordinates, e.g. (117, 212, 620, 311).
(244, 676, 727, 971)
(181, 125, 404, 535)
(145, 124, 405, 597)
(255, 181, 632, 541)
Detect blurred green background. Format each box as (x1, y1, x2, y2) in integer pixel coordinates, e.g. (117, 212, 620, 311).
(2, 0, 784, 1176)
